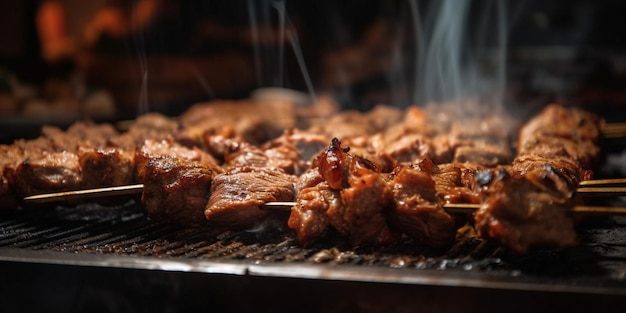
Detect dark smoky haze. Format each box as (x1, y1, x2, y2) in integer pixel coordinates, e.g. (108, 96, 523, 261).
(1, 0, 626, 122)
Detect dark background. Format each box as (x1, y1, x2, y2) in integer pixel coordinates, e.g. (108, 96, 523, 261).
(1, 0, 626, 118)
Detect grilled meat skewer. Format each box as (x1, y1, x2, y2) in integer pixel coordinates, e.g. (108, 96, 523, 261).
(2, 101, 610, 254)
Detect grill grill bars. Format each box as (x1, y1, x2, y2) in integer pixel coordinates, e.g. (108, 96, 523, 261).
(1, 201, 626, 294)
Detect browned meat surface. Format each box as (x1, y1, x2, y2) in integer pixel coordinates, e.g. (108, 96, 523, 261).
(412, 160, 482, 204)
(135, 139, 223, 227)
(223, 140, 269, 169)
(518, 104, 604, 169)
(307, 110, 376, 142)
(474, 104, 603, 254)
(79, 147, 135, 189)
(290, 137, 489, 248)
(512, 155, 593, 198)
(447, 116, 516, 166)
(9, 151, 82, 198)
(260, 129, 328, 175)
(379, 133, 434, 163)
(388, 165, 455, 247)
(205, 166, 296, 229)
(139, 157, 216, 227)
(288, 181, 338, 246)
(519, 137, 601, 170)
(65, 121, 119, 148)
(328, 167, 397, 246)
(277, 129, 328, 162)
(0, 144, 27, 206)
(178, 100, 296, 145)
(134, 139, 221, 179)
(112, 113, 178, 150)
(453, 144, 512, 167)
(474, 168, 578, 254)
(295, 138, 397, 246)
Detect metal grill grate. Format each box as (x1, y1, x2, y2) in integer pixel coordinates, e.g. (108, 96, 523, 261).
(1, 201, 626, 294)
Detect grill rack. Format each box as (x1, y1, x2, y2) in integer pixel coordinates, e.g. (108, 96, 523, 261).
(1, 201, 626, 297)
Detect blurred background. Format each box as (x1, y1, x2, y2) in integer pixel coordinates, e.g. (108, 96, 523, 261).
(1, 0, 626, 128)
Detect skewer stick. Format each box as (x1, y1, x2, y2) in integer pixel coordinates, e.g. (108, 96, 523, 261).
(578, 178, 626, 187)
(602, 123, 626, 138)
(22, 185, 626, 216)
(260, 202, 626, 216)
(576, 187, 626, 197)
(23, 184, 144, 204)
(22, 179, 626, 205)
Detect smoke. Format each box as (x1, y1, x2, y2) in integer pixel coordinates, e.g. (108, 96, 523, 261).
(412, 0, 510, 113)
(130, 0, 150, 115)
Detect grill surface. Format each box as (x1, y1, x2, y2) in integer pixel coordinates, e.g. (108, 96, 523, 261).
(1, 200, 626, 296)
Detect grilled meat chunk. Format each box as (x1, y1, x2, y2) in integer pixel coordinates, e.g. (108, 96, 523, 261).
(388, 166, 455, 247)
(517, 104, 604, 169)
(474, 167, 579, 254)
(328, 167, 397, 246)
(178, 100, 296, 146)
(474, 104, 603, 253)
(205, 166, 297, 229)
(412, 159, 481, 204)
(79, 147, 135, 189)
(288, 180, 338, 246)
(9, 151, 82, 198)
(290, 138, 397, 246)
(135, 139, 221, 178)
(139, 157, 216, 227)
(136, 140, 222, 227)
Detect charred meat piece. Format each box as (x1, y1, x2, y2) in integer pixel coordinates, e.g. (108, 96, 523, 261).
(295, 138, 397, 246)
(0, 144, 28, 206)
(112, 113, 178, 150)
(474, 168, 578, 254)
(178, 100, 296, 146)
(387, 166, 455, 247)
(379, 133, 435, 164)
(412, 159, 481, 204)
(474, 104, 603, 253)
(135, 139, 221, 179)
(328, 167, 397, 246)
(79, 147, 135, 189)
(205, 166, 296, 229)
(512, 155, 593, 198)
(9, 151, 82, 198)
(260, 128, 328, 175)
(135, 140, 222, 227)
(448, 116, 515, 167)
(453, 144, 511, 167)
(223, 140, 269, 169)
(139, 157, 216, 228)
(517, 104, 604, 169)
(288, 168, 329, 246)
(288, 180, 338, 246)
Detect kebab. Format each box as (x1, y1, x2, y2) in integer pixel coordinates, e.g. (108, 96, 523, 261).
(4, 101, 624, 253)
(474, 104, 606, 254)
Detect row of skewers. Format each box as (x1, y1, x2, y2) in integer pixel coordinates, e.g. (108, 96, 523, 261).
(3, 99, 626, 254)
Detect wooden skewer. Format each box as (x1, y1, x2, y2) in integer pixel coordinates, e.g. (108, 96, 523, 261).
(22, 179, 626, 205)
(578, 178, 626, 187)
(23, 184, 144, 204)
(576, 187, 626, 197)
(261, 201, 626, 216)
(602, 123, 626, 138)
(21, 185, 626, 216)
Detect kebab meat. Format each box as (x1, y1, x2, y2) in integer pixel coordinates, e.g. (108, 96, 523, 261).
(474, 104, 604, 254)
(0, 100, 606, 254)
